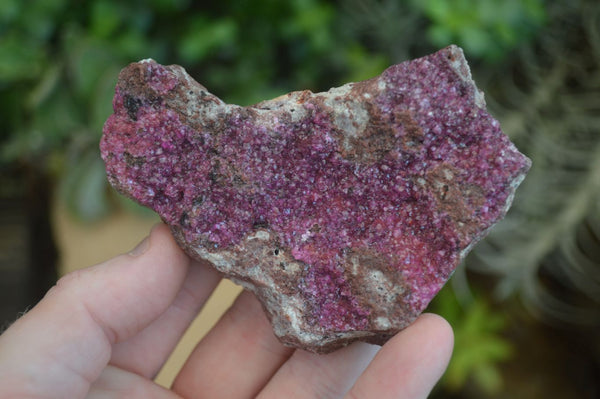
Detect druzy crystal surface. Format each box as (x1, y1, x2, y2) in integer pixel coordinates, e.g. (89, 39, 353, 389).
(101, 46, 531, 353)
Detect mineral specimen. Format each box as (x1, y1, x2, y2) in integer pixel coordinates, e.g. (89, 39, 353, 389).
(100, 45, 530, 353)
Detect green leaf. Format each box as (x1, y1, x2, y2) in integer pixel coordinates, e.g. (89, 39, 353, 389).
(0, 34, 45, 81)
(457, 25, 499, 57)
(343, 45, 389, 83)
(474, 362, 504, 394)
(430, 288, 513, 393)
(90, 66, 121, 132)
(15, 0, 68, 41)
(113, 28, 152, 61)
(90, 0, 123, 38)
(148, 0, 190, 13)
(61, 150, 111, 222)
(0, 0, 19, 25)
(428, 25, 453, 48)
(66, 35, 117, 100)
(178, 16, 237, 63)
(32, 87, 83, 145)
(423, 0, 452, 22)
(419, 0, 547, 61)
(26, 62, 61, 109)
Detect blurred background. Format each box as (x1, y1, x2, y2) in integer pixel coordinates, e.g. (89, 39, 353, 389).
(1, 0, 599, 397)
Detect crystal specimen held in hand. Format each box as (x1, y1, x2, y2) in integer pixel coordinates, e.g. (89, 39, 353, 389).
(100, 45, 531, 353)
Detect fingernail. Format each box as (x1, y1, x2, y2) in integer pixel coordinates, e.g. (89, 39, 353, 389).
(129, 236, 150, 257)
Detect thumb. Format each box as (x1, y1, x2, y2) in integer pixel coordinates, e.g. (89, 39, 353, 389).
(0, 223, 191, 399)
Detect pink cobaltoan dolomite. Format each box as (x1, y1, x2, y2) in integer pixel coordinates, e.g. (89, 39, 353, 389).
(101, 45, 530, 353)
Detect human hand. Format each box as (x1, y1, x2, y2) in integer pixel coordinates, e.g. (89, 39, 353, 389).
(0, 224, 453, 398)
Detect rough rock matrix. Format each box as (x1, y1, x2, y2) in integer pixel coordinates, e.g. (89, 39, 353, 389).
(101, 45, 530, 353)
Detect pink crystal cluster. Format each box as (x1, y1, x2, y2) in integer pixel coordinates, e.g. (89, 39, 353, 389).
(101, 46, 530, 352)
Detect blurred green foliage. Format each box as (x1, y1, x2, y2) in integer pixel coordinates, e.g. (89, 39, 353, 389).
(430, 285, 513, 394)
(414, 0, 546, 61)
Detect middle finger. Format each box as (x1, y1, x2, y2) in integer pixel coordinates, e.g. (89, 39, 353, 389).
(172, 290, 294, 398)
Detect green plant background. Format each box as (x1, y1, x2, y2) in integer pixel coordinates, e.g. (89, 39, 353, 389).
(2, 0, 599, 397)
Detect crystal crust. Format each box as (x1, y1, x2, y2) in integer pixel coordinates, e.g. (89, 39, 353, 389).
(101, 46, 531, 353)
